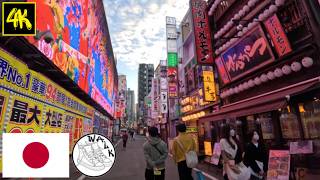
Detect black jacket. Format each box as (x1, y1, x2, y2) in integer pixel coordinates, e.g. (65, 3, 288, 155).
(243, 142, 268, 173)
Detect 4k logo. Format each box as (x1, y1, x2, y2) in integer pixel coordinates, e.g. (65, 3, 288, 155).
(2, 2, 36, 36)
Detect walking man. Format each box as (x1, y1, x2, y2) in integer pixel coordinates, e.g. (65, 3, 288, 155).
(122, 131, 128, 149)
(143, 127, 168, 180)
(172, 123, 196, 180)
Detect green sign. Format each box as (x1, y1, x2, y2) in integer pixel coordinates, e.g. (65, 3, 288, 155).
(167, 52, 178, 67)
(186, 127, 198, 133)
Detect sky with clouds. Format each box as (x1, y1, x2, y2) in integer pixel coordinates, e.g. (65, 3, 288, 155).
(103, 0, 189, 103)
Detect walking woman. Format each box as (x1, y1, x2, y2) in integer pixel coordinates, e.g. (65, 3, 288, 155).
(220, 124, 250, 180)
(244, 130, 268, 179)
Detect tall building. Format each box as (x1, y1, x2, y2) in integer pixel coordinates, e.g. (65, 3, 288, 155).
(126, 88, 135, 127)
(138, 64, 154, 124)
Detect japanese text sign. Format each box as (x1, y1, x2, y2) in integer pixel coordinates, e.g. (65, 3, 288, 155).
(264, 15, 292, 57)
(215, 57, 230, 84)
(191, 0, 214, 64)
(168, 83, 178, 97)
(203, 70, 216, 102)
(221, 26, 274, 81)
(167, 52, 178, 67)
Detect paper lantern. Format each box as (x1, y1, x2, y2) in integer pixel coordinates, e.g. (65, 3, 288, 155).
(239, 9, 245, 17)
(248, 79, 255, 87)
(243, 82, 249, 89)
(275, 0, 286, 6)
(248, 0, 255, 7)
(274, 68, 283, 77)
(302, 57, 313, 68)
(229, 88, 235, 95)
(254, 77, 261, 85)
(269, 5, 278, 13)
(237, 24, 243, 31)
(243, 5, 250, 13)
(234, 14, 240, 20)
(237, 31, 243, 37)
(282, 65, 292, 75)
(242, 27, 248, 33)
(234, 87, 239, 93)
(264, 9, 271, 18)
(260, 74, 268, 82)
(267, 71, 275, 80)
(291, 61, 302, 72)
(238, 84, 244, 91)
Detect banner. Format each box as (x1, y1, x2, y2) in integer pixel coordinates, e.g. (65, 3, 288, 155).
(203, 70, 216, 102)
(267, 150, 290, 180)
(191, 0, 214, 64)
(42, 105, 65, 133)
(0, 90, 10, 133)
(5, 95, 44, 133)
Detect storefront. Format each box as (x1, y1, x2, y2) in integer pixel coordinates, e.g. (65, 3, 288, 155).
(205, 0, 320, 178)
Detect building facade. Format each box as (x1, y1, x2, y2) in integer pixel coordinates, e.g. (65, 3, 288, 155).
(138, 64, 154, 125)
(126, 88, 135, 128)
(198, 0, 320, 178)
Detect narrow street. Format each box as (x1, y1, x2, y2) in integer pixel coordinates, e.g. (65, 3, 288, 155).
(79, 135, 179, 180)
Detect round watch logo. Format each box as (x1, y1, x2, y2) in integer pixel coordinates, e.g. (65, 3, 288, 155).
(72, 133, 116, 177)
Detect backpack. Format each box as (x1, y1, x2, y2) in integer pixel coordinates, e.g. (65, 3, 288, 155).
(176, 139, 198, 168)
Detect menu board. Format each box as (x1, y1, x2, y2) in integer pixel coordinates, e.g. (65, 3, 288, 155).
(260, 113, 275, 139)
(280, 112, 300, 139)
(211, 143, 221, 165)
(267, 150, 290, 180)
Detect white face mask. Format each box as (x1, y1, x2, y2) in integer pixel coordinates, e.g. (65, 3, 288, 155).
(230, 129, 235, 137)
(253, 134, 259, 141)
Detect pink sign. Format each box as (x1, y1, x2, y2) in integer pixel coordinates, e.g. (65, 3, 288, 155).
(267, 150, 290, 180)
(210, 143, 221, 165)
(289, 140, 313, 154)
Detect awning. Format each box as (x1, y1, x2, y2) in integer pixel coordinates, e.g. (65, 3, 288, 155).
(199, 77, 320, 123)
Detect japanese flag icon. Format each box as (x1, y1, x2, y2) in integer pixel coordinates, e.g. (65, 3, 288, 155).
(2, 133, 69, 178)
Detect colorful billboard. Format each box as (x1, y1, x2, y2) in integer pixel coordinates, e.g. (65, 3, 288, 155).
(191, 0, 214, 64)
(26, 0, 116, 115)
(221, 26, 274, 81)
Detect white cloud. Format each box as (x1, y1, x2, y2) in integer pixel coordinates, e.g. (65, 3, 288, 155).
(103, 0, 189, 100)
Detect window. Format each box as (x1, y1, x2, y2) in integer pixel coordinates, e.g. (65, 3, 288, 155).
(299, 99, 320, 139)
(258, 112, 275, 139)
(279, 107, 300, 139)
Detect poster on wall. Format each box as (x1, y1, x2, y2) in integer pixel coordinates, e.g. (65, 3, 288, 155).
(289, 140, 313, 154)
(267, 150, 290, 180)
(26, 0, 117, 115)
(221, 26, 274, 81)
(211, 143, 221, 165)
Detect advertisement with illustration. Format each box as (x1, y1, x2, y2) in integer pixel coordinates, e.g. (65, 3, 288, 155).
(26, 0, 117, 115)
(267, 150, 291, 180)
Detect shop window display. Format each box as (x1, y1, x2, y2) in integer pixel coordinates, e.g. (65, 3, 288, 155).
(258, 112, 275, 140)
(279, 107, 300, 139)
(299, 99, 320, 139)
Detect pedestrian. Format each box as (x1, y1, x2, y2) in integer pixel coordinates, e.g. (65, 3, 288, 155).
(122, 131, 128, 149)
(243, 130, 268, 180)
(143, 127, 168, 180)
(172, 123, 197, 180)
(130, 130, 135, 141)
(220, 124, 250, 180)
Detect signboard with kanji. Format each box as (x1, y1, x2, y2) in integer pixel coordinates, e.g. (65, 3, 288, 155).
(203, 70, 216, 102)
(191, 0, 214, 64)
(221, 26, 274, 81)
(264, 15, 292, 57)
(167, 52, 178, 67)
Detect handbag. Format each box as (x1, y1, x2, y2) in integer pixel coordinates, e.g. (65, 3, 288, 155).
(176, 139, 198, 168)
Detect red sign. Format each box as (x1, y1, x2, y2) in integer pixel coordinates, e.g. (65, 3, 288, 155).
(167, 67, 178, 82)
(215, 57, 230, 84)
(191, 0, 214, 64)
(264, 15, 292, 57)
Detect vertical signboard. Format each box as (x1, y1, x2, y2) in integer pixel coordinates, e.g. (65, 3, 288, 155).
(191, 0, 214, 64)
(203, 69, 216, 102)
(264, 15, 292, 57)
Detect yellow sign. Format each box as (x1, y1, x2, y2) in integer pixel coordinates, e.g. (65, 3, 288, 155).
(203, 71, 216, 102)
(5, 95, 44, 133)
(0, 90, 10, 133)
(204, 141, 213, 156)
(42, 105, 65, 133)
(2, 2, 36, 36)
(186, 126, 198, 133)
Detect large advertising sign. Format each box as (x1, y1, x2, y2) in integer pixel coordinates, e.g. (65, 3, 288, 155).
(221, 26, 274, 81)
(0, 48, 94, 155)
(191, 0, 214, 64)
(26, 0, 116, 115)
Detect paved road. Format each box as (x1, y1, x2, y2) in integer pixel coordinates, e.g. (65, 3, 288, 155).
(84, 135, 179, 180)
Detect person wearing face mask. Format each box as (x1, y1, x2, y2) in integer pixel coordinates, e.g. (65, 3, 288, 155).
(220, 124, 250, 180)
(243, 131, 268, 180)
